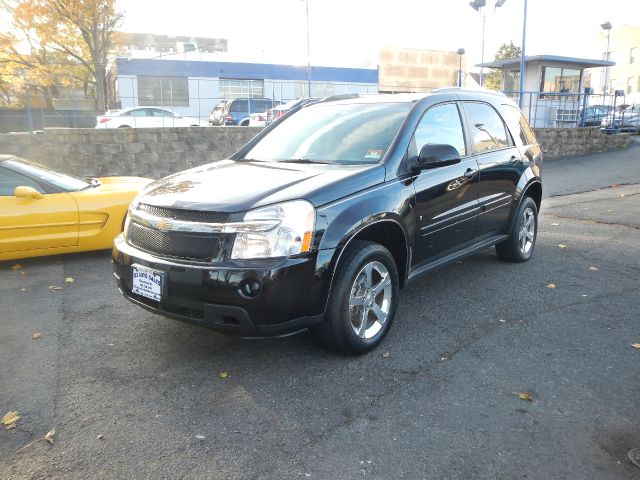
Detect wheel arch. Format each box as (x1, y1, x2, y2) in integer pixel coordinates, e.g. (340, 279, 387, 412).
(326, 218, 410, 291)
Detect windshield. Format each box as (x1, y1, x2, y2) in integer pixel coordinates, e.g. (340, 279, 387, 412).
(6, 159, 90, 191)
(244, 102, 412, 164)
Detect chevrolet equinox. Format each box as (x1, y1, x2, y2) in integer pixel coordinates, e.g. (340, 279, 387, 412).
(113, 89, 542, 354)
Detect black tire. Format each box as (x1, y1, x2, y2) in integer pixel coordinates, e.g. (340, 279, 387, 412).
(317, 240, 399, 355)
(118, 125, 131, 128)
(495, 196, 538, 263)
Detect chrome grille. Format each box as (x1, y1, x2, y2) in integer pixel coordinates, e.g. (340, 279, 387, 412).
(138, 204, 230, 223)
(128, 221, 228, 261)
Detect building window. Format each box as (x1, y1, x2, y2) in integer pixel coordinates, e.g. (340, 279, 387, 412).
(503, 70, 520, 92)
(637, 76, 640, 92)
(137, 76, 189, 107)
(631, 47, 637, 64)
(628, 77, 634, 94)
(219, 79, 264, 99)
(540, 66, 582, 93)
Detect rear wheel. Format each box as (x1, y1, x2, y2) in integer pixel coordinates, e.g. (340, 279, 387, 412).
(317, 240, 399, 354)
(495, 196, 538, 263)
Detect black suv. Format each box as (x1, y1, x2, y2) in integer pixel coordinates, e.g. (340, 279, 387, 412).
(114, 89, 542, 354)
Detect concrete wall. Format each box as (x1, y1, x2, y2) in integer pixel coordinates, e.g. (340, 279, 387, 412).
(0, 127, 261, 179)
(533, 128, 634, 160)
(0, 126, 634, 179)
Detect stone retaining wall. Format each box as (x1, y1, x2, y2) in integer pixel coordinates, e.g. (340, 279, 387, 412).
(0, 127, 262, 179)
(532, 127, 634, 160)
(0, 126, 634, 178)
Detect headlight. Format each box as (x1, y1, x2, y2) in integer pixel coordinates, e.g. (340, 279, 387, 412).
(231, 200, 315, 259)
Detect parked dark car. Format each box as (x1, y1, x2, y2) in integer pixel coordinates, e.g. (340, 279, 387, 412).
(114, 89, 542, 354)
(209, 98, 283, 126)
(580, 104, 613, 127)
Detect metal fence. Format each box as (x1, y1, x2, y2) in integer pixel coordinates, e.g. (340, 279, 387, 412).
(504, 90, 640, 132)
(2, 80, 639, 134)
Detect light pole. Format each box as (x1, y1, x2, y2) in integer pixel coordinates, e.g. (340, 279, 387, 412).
(601, 21, 612, 93)
(518, 0, 528, 108)
(302, 0, 312, 98)
(457, 48, 465, 87)
(469, 0, 506, 87)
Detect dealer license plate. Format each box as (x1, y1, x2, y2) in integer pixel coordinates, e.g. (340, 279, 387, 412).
(131, 264, 164, 302)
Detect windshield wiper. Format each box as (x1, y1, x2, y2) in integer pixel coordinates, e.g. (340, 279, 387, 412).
(278, 159, 330, 164)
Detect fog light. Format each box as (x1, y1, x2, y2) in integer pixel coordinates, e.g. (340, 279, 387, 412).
(238, 279, 261, 299)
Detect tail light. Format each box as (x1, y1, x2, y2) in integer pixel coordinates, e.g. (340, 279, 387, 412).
(98, 117, 111, 123)
(274, 110, 287, 119)
(257, 115, 265, 121)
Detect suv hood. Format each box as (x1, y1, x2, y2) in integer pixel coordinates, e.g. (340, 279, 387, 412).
(139, 160, 386, 213)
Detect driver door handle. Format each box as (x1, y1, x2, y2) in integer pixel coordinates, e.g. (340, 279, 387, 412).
(509, 155, 522, 164)
(464, 168, 478, 179)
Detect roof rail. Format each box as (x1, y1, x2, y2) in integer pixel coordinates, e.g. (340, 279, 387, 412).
(318, 93, 363, 103)
(432, 87, 507, 97)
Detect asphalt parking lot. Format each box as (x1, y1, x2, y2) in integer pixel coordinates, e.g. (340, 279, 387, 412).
(1, 141, 640, 479)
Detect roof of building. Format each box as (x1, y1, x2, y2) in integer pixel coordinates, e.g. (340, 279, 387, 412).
(115, 58, 378, 83)
(125, 33, 228, 53)
(476, 54, 615, 69)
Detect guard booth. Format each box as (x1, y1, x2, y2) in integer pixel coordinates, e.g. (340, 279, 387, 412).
(477, 55, 615, 127)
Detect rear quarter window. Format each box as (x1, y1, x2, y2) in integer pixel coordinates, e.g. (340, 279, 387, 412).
(502, 104, 537, 146)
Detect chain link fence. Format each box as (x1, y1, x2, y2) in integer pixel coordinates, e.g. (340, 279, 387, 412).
(2, 77, 638, 134)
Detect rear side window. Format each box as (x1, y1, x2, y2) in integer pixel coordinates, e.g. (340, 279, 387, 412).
(230, 100, 248, 113)
(463, 102, 510, 153)
(502, 104, 537, 146)
(413, 103, 466, 157)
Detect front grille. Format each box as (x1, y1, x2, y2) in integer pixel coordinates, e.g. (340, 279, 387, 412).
(138, 204, 230, 223)
(128, 221, 228, 261)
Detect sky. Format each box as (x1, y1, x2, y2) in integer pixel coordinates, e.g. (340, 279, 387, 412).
(109, 1, 639, 71)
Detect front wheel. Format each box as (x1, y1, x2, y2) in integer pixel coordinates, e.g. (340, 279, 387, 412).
(317, 240, 399, 355)
(495, 196, 538, 263)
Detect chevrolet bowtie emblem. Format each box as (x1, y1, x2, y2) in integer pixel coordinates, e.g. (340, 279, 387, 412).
(156, 219, 172, 232)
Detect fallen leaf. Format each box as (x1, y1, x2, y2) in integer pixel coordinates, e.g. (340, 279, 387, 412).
(382, 351, 390, 358)
(588, 266, 598, 271)
(32, 332, 42, 339)
(546, 283, 556, 289)
(19, 271, 25, 276)
(632, 343, 640, 349)
(20, 288, 26, 292)
(516, 392, 533, 401)
(556, 244, 567, 249)
(64, 277, 74, 284)
(11, 263, 22, 271)
(48, 286, 62, 291)
(15, 428, 55, 453)
(218, 371, 230, 379)
(97, 434, 105, 440)
(550, 222, 560, 226)
(2, 411, 21, 429)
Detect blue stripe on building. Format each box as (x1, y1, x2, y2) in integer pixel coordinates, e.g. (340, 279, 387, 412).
(116, 58, 378, 83)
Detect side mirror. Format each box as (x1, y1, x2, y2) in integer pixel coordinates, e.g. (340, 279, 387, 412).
(14, 186, 43, 200)
(416, 144, 461, 170)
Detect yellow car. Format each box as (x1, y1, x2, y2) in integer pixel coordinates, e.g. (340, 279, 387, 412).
(0, 155, 152, 261)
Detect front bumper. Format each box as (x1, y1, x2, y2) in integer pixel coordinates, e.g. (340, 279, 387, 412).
(112, 235, 332, 337)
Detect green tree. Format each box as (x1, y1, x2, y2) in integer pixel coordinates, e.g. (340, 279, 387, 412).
(484, 41, 522, 91)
